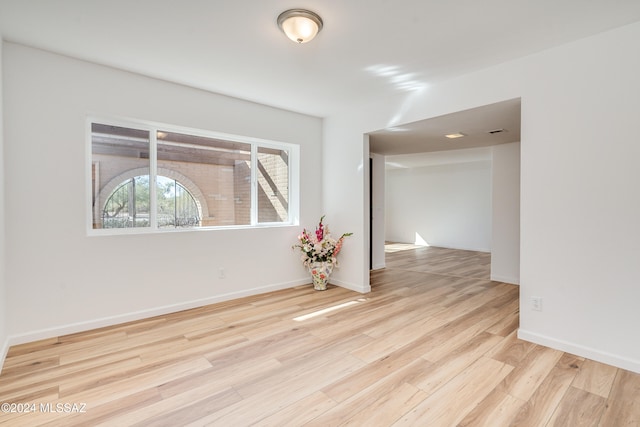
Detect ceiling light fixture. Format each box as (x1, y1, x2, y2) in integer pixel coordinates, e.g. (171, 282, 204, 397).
(277, 9, 323, 44)
(445, 132, 466, 139)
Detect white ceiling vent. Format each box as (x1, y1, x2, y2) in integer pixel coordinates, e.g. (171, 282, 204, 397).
(487, 128, 506, 134)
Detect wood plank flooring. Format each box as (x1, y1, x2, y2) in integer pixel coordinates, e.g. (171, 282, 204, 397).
(1, 245, 639, 426)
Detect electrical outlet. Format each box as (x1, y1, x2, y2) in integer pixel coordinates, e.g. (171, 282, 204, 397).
(219, 268, 226, 279)
(531, 296, 542, 311)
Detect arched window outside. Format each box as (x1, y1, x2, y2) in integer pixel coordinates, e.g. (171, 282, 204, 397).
(102, 175, 200, 228)
(156, 176, 200, 228)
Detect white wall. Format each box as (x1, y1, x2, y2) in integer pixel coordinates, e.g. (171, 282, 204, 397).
(324, 22, 640, 373)
(370, 152, 386, 270)
(0, 38, 8, 368)
(516, 25, 640, 372)
(491, 142, 521, 284)
(321, 120, 371, 292)
(3, 42, 323, 343)
(385, 153, 492, 252)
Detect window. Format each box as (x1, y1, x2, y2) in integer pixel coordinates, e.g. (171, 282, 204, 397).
(90, 120, 297, 233)
(156, 176, 201, 228)
(102, 175, 200, 228)
(102, 175, 151, 228)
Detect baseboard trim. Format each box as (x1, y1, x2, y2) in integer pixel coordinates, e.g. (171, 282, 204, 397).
(0, 336, 10, 374)
(330, 278, 371, 294)
(490, 274, 520, 285)
(6, 279, 308, 348)
(518, 328, 640, 374)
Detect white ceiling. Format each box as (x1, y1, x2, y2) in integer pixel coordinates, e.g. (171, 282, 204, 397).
(2, 0, 640, 156)
(369, 98, 521, 155)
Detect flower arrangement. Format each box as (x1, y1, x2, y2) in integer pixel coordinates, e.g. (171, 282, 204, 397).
(293, 216, 352, 268)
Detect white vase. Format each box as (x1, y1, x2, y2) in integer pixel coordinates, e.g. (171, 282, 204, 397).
(309, 261, 333, 291)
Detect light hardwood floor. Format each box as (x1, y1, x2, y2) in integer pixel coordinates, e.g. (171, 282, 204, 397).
(1, 245, 639, 426)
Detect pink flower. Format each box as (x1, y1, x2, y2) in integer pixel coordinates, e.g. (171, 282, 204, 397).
(315, 220, 324, 241)
(292, 216, 351, 268)
(333, 237, 344, 257)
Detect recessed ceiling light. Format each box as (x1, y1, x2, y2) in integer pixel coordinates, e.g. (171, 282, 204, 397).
(445, 132, 466, 139)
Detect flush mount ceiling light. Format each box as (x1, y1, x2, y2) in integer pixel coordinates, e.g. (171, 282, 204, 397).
(277, 9, 323, 43)
(445, 132, 466, 139)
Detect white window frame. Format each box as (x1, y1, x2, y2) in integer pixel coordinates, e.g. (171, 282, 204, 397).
(87, 116, 299, 235)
